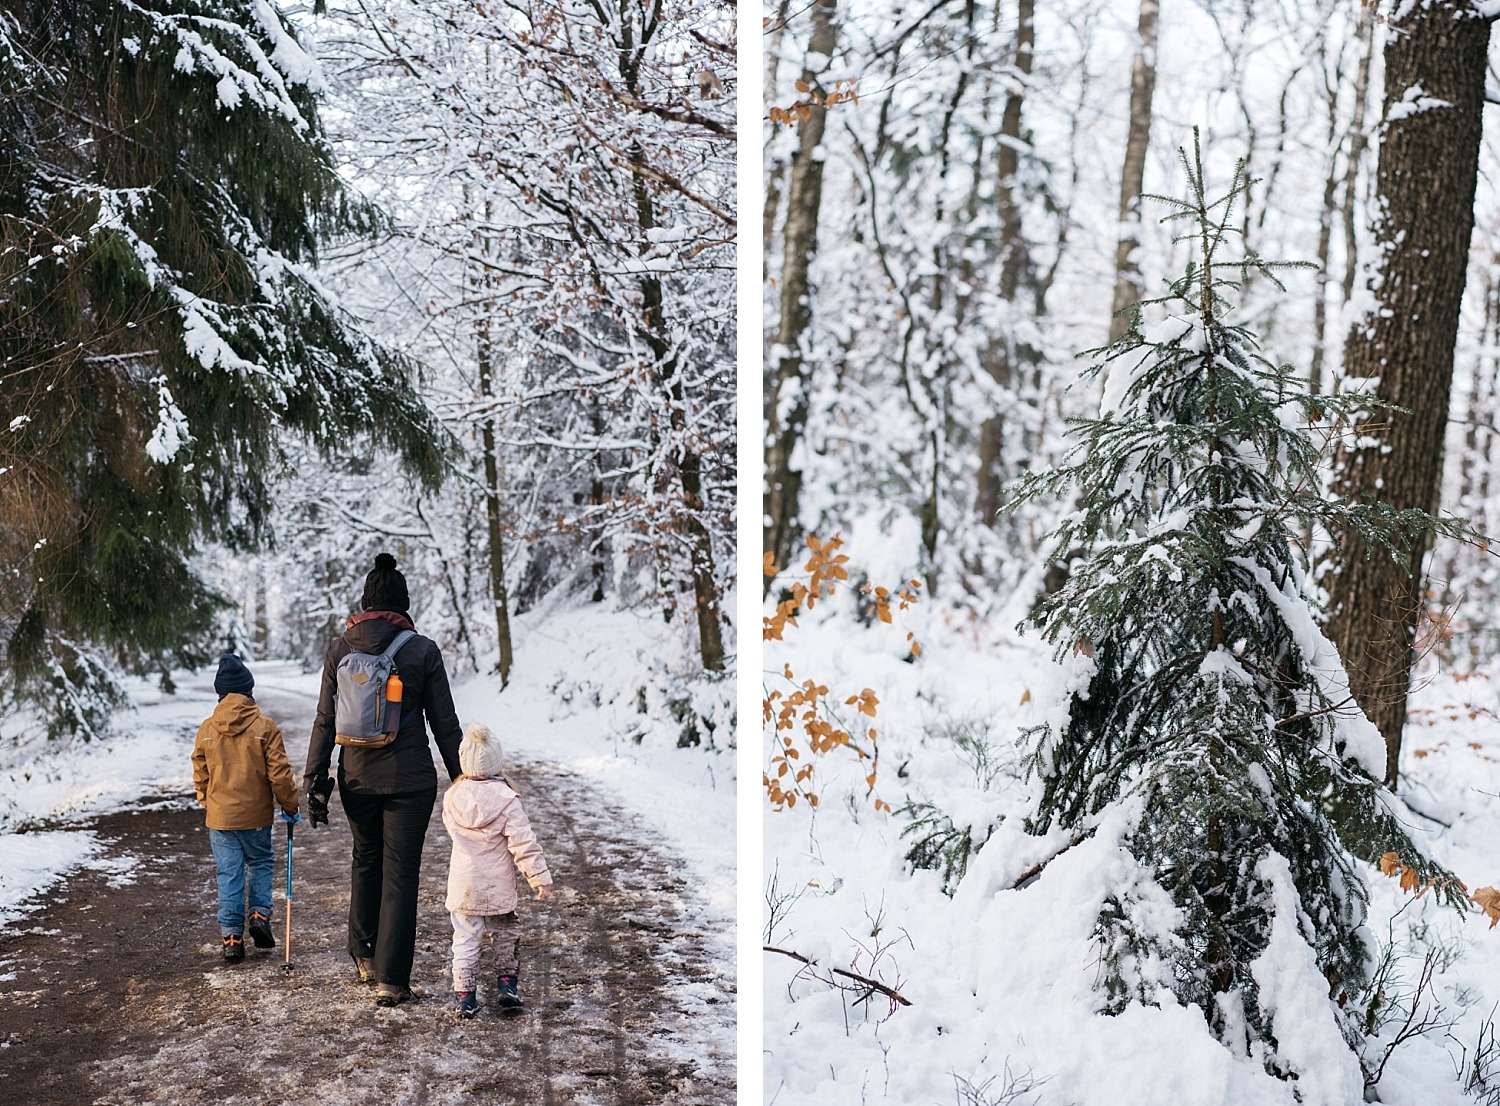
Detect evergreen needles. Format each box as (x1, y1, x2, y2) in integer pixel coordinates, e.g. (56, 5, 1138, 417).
(0, 2, 451, 734)
(1004, 133, 1470, 1086)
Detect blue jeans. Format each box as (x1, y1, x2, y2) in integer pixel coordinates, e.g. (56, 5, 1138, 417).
(208, 827, 273, 935)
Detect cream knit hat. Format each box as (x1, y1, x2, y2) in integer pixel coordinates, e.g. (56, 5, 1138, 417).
(459, 721, 505, 778)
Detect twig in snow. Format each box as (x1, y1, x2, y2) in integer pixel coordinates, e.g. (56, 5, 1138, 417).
(763, 944, 912, 1007)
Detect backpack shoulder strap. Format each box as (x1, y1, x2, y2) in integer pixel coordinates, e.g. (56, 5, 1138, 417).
(380, 629, 418, 663)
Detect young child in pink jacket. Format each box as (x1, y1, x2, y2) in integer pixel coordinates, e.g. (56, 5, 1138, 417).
(443, 721, 553, 1019)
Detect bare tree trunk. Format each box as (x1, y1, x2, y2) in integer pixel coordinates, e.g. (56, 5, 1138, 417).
(975, 0, 1035, 525)
(1309, 86, 1340, 393)
(1107, 0, 1159, 343)
(763, 0, 794, 274)
(467, 155, 515, 687)
(476, 309, 515, 688)
(1340, 14, 1376, 308)
(1325, 0, 1490, 788)
(764, 0, 837, 582)
(1459, 271, 1497, 505)
(589, 406, 606, 605)
(252, 556, 269, 659)
(621, 31, 725, 673)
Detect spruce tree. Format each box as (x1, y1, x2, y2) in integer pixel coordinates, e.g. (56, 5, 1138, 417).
(0, 2, 448, 733)
(1006, 136, 1469, 1090)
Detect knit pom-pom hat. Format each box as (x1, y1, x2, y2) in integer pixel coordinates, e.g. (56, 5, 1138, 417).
(459, 721, 505, 778)
(361, 552, 410, 613)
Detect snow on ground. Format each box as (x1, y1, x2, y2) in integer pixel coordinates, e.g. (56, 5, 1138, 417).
(0, 599, 736, 958)
(763, 583, 1500, 1106)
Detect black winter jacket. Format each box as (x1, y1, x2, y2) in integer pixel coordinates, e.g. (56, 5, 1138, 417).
(303, 614, 463, 796)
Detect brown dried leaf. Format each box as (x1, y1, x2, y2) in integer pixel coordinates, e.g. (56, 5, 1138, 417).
(1471, 887, 1500, 929)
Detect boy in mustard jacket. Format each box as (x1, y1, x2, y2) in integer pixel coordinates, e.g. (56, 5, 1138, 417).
(191, 655, 300, 962)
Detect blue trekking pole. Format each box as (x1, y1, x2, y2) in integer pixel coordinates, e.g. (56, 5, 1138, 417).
(282, 817, 296, 975)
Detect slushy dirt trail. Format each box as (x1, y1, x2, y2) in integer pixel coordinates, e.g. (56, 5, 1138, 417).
(0, 679, 735, 1105)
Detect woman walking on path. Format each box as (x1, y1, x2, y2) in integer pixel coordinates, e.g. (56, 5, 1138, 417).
(303, 552, 464, 1006)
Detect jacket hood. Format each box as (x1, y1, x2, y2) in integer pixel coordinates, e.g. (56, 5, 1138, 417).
(445, 776, 514, 831)
(210, 693, 262, 737)
(343, 614, 414, 654)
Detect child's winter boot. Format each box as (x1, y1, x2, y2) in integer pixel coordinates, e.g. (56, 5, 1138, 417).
(455, 990, 479, 1020)
(248, 910, 275, 949)
(222, 934, 245, 963)
(497, 974, 522, 1012)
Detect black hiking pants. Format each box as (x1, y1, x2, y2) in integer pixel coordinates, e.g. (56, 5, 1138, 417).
(340, 786, 437, 988)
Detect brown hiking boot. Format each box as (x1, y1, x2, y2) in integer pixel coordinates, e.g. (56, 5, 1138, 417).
(374, 983, 419, 1007)
(351, 955, 375, 984)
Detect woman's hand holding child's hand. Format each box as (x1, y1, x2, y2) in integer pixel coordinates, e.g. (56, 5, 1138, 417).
(536, 886, 552, 901)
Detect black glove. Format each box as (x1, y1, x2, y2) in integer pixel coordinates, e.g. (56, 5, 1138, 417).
(308, 776, 335, 827)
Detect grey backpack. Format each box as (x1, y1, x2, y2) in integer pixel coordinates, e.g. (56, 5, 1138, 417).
(334, 629, 416, 748)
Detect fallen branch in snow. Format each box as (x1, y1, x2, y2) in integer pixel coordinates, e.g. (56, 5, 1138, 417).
(1011, 834, 1087, 890)
(763, 945, 912, 1007)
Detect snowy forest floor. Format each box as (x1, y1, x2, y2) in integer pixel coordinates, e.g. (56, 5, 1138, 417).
(0, 611, 735, 1105)
(763, 573, 1500, 1106)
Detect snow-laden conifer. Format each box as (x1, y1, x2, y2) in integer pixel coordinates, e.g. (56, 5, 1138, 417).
(1006, 134, 1471, 1089)
(0, 2, 447, 733)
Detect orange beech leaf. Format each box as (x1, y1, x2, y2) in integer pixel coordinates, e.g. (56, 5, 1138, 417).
(763, 551, 777, 577)
(1470, 887, 1500, 928)
(1399, 866, 1422, 894)
(1380, 852, 1401, 877)
(1020, 688, 1032, 705)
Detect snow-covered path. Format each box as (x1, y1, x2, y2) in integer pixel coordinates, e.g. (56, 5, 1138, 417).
(0, 668, 735, 1104)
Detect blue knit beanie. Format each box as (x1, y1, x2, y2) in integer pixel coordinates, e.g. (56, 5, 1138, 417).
(214, 654, 254, 698)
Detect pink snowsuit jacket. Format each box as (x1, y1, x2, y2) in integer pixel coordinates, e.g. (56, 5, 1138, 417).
(442, 776, 552, 915)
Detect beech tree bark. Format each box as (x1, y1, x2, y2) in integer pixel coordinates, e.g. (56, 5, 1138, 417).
(975, 0, 1036, 526)
(1107, 0, 1160, 343)
(765, 0, 837, 583)
(619, 30, 726, 674)
(1325, 0, 1491, 787)
(476, 298, 515, 688)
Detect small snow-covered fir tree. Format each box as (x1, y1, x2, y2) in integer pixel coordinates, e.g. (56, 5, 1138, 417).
(1007, 136, 1469, 1091)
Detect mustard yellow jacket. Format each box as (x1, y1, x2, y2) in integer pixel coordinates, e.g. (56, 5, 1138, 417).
(191, 694, 300, 830)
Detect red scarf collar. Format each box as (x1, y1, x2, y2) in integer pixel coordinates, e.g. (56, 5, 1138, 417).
(346, 610, 416, 632)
